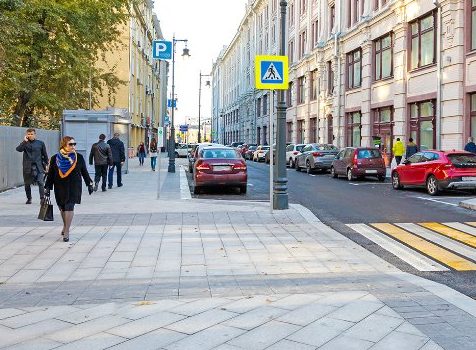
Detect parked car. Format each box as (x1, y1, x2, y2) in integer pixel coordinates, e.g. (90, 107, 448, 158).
(175, 143, 195, 158)
(253, 145, 270, 162)
(331, 147, 386, 181)
(240, 143, 256, 157)
(193, 146, 247, 194)
(244, 145, 257, 160)
(265, 145, 275, 164)
(286, 144, 306, 168)
(230, 142, 244, 148)
(295, 144, 339, 173)
(188, 142, 222, 172)
(391, 151, 476, 195)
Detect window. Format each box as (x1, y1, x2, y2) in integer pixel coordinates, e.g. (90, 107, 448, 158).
(299, 31, 307, 58)
(329, 4, 335, 35)
(472, 0, 476, 50)
(327, 60, 334, 95)
(300, 0, 306, 15)
(297, 76, 305, 104)
(310, 69, 318, 100)
(288, 40, 295, 63)
(287, 122, 293, 142)
(310, 118, 317, 143)
(289, 2, 295, 27)
(471, 94, 476, 139)
(346, 111, 361, 147)
(257, 98, 261, 118)
(298, 120, 305, 143)
(257, 127, 261, 145)
(374, 33, 393, 80)
(263, 125, 268, 144)
(353, 0, 363, 25)
(312, 19, 319, 47)
(347, 49, 362, 89)
(287, 81, 294, 107)
(263, 94, 268, 116)
(410, 12, 436, 69)
(409, 100, 436, 150)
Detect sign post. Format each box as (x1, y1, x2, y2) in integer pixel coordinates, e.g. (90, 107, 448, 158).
(157, 127, 164, 199)
(254, 54, 288, 211)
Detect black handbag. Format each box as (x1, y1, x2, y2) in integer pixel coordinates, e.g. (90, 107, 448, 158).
(38, 196, 54, 221)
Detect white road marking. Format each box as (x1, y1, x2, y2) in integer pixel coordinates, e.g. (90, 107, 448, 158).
(415, 196, 459, 207)
(348, 182, 390, 186)
(179, 165, 192, 200)
(347, 224, 448, 272)
(443, 222, 476, 237)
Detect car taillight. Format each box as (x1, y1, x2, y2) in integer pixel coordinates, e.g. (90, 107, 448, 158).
(312, 152, 323, 157)
(353, 152, 358, 166)
(196, 161, 211, 171)
(233, 162, 247, 170)
(293, 151, 299, 155)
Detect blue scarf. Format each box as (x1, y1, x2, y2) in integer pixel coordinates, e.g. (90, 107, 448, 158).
(56, 150, 77, 178)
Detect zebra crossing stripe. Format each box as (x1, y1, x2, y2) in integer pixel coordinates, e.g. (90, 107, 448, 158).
(347, 224, 448, 271)
(419, 223, 476, 249)
(370, 223, 476, 271)
(444, 222, 476, 237)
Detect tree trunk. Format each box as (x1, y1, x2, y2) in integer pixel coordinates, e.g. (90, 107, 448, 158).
(13, 92, 31, 127)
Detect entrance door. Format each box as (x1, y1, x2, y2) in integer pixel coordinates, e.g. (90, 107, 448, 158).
(327, 115, 333, 144)
(379, 126, 392, 167)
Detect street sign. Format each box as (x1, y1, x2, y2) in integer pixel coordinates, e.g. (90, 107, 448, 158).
(167, 99, 177, 108)
(179, 124, 188, 132)
(255, 55, 288, 90)
(157, 127, 164, 148)
(153, 40, 172, 60)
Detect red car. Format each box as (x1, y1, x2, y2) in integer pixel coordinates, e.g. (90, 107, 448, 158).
(391, 151, 476, 195)
(193, 146, 247, 194)
(331, 147, 386, 181)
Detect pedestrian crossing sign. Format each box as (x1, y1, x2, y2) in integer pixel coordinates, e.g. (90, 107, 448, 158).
(255, 55, 288, 90)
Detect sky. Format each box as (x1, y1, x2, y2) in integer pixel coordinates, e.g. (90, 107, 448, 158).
(155, 0, 247, 127)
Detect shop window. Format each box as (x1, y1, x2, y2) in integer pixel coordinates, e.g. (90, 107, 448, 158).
(346, 111, 361, 147)
(409, 100, 435, 150)
(297, 76, 305, 104)
(347, 48, 362, 89)
(410, 12, 436, 69)
(374, 33, 393, 80)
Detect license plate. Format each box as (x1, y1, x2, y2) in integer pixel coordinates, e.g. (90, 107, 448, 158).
(365, 170, 378, 174)
(462, 177, 476, 181)
(213, 165, 230, 171)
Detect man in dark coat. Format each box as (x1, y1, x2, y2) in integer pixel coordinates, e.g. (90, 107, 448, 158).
(89, 134, 113, 192)
(16, 128, 49, 204)
(107, 132, 126, 188)
(464, 137, 476, 153)
(405, 138, 419, 159)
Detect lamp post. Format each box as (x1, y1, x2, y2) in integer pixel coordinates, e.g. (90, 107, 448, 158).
(168, 35, 190, 173)
(274, 0, 288, 209)
(198, 72, 211, 143)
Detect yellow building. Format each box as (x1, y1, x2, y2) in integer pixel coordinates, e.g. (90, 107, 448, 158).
(95, 0, 167, 148)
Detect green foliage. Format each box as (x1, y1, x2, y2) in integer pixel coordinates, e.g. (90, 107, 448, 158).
(0, 0, 134, 128)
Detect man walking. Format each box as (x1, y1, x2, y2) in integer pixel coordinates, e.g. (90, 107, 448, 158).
(464, 137, 476, 153)
(89, 134, 112, 192)
(107, 132, 126, 188)
(392, 137, 405, 165)
(16, 128, 49, 204)
(405, 137, 419, 159)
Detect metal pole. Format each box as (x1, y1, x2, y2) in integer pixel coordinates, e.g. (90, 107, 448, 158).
(274, 0, 288, 210)
(269, 92, 274, 213)
(198, 72, 202, 143)
(168, 35, 176, 173)
(157, 148, 161, 199)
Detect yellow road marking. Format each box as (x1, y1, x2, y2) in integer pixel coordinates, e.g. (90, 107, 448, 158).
(464, 222, 476, 228)
(419, 223, 476, 249)
(371, 223, 476, 271)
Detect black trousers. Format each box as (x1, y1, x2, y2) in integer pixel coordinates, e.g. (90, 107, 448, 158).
(108, 162, 122, 187)
(94, 164, 108, 190)
(25, 175, 45, 200)
(395, 156, 403, 165)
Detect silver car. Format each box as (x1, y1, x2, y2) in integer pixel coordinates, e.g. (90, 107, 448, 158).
(295, 144, 339, 174)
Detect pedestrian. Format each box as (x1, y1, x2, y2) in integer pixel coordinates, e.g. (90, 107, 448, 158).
(89, 134, 112, 192)
(392, 137, 405, 165)
(464, 137, 476, 153)
(44, 136, 94, 242)
(107, 133, 125, 189)
(137, 142, 146, 166)
(405, 137, 419, 159)
(16, 128, 49, 204)
(149, 138, 158, 171)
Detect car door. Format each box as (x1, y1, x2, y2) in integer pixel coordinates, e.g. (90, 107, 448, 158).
(419, 152, 440, 182)
(339, 148, 353, 175)
(298, 145, 311, 168)
(333, 150, 345, 174)
(400, 153, 425, 184)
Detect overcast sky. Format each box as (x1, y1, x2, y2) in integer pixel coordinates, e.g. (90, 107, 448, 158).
(155, 0, 247, 127)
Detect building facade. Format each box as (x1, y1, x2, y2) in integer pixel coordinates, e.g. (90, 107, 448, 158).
(96, 0, 168, 148)
(212, 0, 476, 161)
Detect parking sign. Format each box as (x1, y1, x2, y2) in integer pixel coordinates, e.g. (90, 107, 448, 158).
(153, 40, 172, 60)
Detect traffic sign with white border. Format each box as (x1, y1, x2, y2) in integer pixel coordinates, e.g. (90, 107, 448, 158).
(255, 55, 288, 90)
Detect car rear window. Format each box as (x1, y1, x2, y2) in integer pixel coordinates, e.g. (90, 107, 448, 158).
(447, 154, 476, 168)
(314, 144, 338, 151)
(249, 146, 257, 151)
(357, 149, 382, 159)
(296, 145, 305, 152)
(262, 146, 270, 150)
(202, 149, 239, 159)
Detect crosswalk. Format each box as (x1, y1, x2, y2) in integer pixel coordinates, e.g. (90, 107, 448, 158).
(347, 222, 476, 271)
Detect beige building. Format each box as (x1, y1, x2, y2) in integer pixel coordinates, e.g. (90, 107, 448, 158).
(213, 0, 476, 161)
(96, 0, 167, 148)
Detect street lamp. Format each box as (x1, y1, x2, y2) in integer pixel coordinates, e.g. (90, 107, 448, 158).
(168, 35, 190, 173)
(198, 72, 211, 143)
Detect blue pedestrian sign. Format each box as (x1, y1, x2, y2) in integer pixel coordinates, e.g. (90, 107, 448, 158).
(179, 125, 188, 132)
(255, 55, 288, 90)
(167, 99, 177, 108)
(153, 40, 172, 60)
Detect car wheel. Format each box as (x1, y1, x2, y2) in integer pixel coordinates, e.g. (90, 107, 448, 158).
(240, 185, 247, 194)
(174, 151, 179, 158)
(426, 175, 440, 196)
(392, 172, 403, 190)
(331, 166, 338, 178)
(193, 186, 201, 195)
(378, 175, 385, 182)
(306, 161, 313, 174)
(289, 158, 295, 168)
(347, 168, 354, 181)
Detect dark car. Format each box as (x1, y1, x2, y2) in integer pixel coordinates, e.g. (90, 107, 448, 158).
(295, 144, 339, 173)
(331, 147, 386, 181)
(244, 145, 257, 160)
(391, 151, 476, 195)
(193, 146, 247, 194)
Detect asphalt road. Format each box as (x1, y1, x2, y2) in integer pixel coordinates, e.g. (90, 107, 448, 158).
(187, 160, 476, 299)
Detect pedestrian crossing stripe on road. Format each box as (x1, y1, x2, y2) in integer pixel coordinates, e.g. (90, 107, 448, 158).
(347, 222, 476, 271)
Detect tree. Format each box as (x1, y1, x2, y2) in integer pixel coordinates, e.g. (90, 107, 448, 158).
(0, 0, 134, 128)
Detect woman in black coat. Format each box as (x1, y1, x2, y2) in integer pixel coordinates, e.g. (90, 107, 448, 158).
(45, 136, 94, 242)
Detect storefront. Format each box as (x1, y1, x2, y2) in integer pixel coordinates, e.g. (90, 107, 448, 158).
(372, 107, 393, 167)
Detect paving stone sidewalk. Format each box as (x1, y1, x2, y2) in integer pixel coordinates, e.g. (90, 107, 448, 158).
(0, 158, 475, 349)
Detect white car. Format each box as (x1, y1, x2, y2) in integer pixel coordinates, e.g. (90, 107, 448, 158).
(175, 143, 194, 158)
(253, 145, 270, 162)
(286, 144, 306, 168)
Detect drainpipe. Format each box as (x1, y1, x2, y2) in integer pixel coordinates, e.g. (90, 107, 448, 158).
(434, 0, 442, 149)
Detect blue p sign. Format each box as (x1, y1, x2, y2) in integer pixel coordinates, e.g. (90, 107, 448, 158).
(153, 40, 172, 60)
